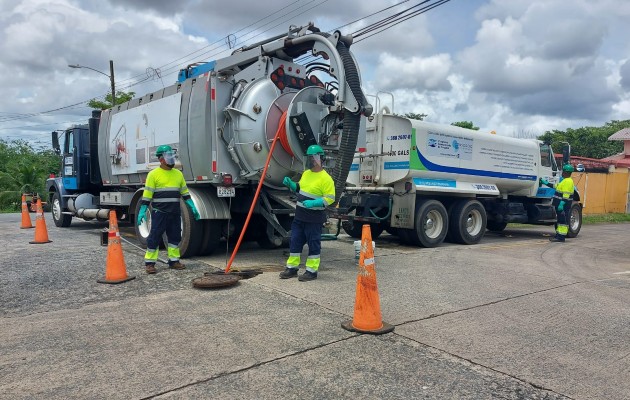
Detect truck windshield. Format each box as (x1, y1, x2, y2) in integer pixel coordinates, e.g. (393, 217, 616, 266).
(539, 143, 554, 169)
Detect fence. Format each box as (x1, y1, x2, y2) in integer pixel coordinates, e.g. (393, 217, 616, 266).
(572, 170, 630, 214)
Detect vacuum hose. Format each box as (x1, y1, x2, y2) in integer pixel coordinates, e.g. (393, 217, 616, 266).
(329, 40, 365, 204)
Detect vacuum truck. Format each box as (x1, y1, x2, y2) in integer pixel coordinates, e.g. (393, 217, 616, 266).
(46, 23, 370, 257)
(334, 107, 583, 247)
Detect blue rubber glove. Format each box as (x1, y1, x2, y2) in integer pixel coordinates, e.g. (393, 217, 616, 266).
(283, 176, 297, 192)
(557, 201, 565, 212)
(185, 199, 200, 220)
(137, 204, 148, 226)
(302, 198, 325, 208)
(539, 178, 549, 186)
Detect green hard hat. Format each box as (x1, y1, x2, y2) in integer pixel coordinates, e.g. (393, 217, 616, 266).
(306, 144, 324, 156)
(155, 145, 172, 158)
(562, 163, 574, 173)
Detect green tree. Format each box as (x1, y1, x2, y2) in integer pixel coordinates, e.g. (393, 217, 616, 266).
(538, 120, 630, 159)
(0, 139, 60, 211)
(404, 112, 428, 121)
(451, 121, 479, 130)
(88, 90, 135, 110)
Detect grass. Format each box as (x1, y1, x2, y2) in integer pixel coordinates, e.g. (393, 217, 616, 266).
(582, 213, 630, 224)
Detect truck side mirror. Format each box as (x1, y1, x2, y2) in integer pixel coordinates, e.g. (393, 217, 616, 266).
(51, 131, 60, 155)
(562, 144, 570, 165)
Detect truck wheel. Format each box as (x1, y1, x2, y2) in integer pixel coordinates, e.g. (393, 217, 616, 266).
(342, 219, 363, 239)
(134, 201, 150, 247)
(567, 203, 582, 238)
(486, 220, 508, 232)
(198, 219, 222, 255)
(179, 200, 203, 258)
(449, 199, 487, 245)
(51, 192, 72, 227)
(411, 199, 448, 247)
(342, 220, 383, 239)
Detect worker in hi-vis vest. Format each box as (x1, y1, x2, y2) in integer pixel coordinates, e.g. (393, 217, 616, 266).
(540, 163, 575, 243)
(137, 145, 200, 274)
(280, 144, 335, 281)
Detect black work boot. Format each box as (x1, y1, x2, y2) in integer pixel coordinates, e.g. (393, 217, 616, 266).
(298, 270, 318, 281)
(279, 268, 298, 279)
(549, 235, 565, 243)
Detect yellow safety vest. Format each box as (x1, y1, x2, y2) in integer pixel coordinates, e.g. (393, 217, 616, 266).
(141, 167, 190, 214)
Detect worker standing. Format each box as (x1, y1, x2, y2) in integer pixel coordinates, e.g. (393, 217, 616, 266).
(543, 163, 575, 243)
(280, 145, 335, 281)
(137, 145, 200, 274)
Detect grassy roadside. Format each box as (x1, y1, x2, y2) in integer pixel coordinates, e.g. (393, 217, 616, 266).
(581, 213, 630, 224)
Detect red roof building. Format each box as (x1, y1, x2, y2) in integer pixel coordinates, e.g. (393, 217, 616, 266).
(602, 128, 630, 168)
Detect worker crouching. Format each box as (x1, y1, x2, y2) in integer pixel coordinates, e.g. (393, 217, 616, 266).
(280, 145, 335, 281)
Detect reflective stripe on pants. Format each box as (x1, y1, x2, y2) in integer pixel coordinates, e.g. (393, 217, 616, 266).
(286, 220, 322, 272)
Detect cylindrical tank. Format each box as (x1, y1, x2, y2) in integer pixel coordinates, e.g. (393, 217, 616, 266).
(377, 115, 539, 194)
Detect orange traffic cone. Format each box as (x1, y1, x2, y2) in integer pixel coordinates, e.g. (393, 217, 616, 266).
(342, 224, 394, 335)
(97, 210, 135, 284)
(20, 194, 33, 229)
(29, 199, 52, 244)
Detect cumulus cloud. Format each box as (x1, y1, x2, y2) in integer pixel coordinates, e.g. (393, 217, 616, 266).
(375, 53, 452, 92)
(455, 0, 620, 121)
(620, 59, 630, 90)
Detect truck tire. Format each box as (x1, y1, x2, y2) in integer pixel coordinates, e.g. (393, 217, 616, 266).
(411, 199, 448, 247)
(342, 219, 383, 239)
(179, 200, 204, 258)
(135, 201, 151, 248)
(567, 203, 582, 238)
(51, 192, 72, 227)
(486, 220, 508, 232)
(342, 217, 362, 239)
(449, 199, 487, 245)
(198, 219, 222, 255)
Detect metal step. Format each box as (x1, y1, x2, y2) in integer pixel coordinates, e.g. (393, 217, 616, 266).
(266, 190, 296, 211)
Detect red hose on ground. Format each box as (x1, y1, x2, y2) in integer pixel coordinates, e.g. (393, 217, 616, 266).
(224, 113, 286, 273)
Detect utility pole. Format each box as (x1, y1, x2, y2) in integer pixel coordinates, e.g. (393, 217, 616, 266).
(109, 60, 116, 107)
(68, 60, 117, 108)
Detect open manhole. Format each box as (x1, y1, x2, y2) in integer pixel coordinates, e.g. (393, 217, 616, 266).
(191, 269, 265, 289)
(192, 274, 241, 289)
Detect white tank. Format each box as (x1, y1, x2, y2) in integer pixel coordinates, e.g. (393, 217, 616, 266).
(350, 114, 540, 196)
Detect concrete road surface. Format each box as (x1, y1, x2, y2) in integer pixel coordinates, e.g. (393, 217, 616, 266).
(0, 212, 628, 399)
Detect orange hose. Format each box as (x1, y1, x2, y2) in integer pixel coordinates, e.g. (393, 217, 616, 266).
(277, 110, 293, 156)
(224, 112, 286, 273)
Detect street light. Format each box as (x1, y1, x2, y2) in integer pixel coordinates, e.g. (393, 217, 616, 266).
(68, 60, 116, 107)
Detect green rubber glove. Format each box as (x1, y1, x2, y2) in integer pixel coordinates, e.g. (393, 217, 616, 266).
(137, 204, 148, 226)
(539, 178, 549, 186)
(283, 176, 297, 192)
(557, 201, 565, 212)
(185, 199, 200, 220)
(302, 198, 325, 208)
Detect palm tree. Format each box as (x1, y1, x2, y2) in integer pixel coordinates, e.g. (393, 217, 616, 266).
(0, 164, 46, 211)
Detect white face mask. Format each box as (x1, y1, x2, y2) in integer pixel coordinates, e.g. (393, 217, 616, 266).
(305, 154, 321, 170)
(162, 151, 177, 166)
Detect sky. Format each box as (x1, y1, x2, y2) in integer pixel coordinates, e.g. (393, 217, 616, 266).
(1, 0, 629, 147)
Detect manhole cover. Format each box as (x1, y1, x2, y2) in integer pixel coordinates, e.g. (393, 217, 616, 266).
(192, 274, 241, 289)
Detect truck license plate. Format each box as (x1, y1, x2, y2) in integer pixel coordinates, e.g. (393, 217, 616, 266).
(217, 186, 235, 197)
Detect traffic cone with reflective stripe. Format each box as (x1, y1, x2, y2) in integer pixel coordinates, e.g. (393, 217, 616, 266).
(98, 210, 135, 284)
(20, 194, 33, 229)
(342, 224, 394, 335)
(29, 199, 51, 244)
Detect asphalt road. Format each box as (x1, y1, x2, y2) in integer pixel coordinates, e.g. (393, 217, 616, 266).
(1, 212, 629, 399)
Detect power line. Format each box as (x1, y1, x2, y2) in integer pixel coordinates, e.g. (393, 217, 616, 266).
(0, 0, 455, 133)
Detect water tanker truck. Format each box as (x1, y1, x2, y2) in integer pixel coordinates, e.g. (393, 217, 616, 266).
(46, 23, 370, 257)
(335, 108, 583, 246)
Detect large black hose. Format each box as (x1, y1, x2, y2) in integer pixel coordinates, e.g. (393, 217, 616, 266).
(330, 40, 364, 203)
